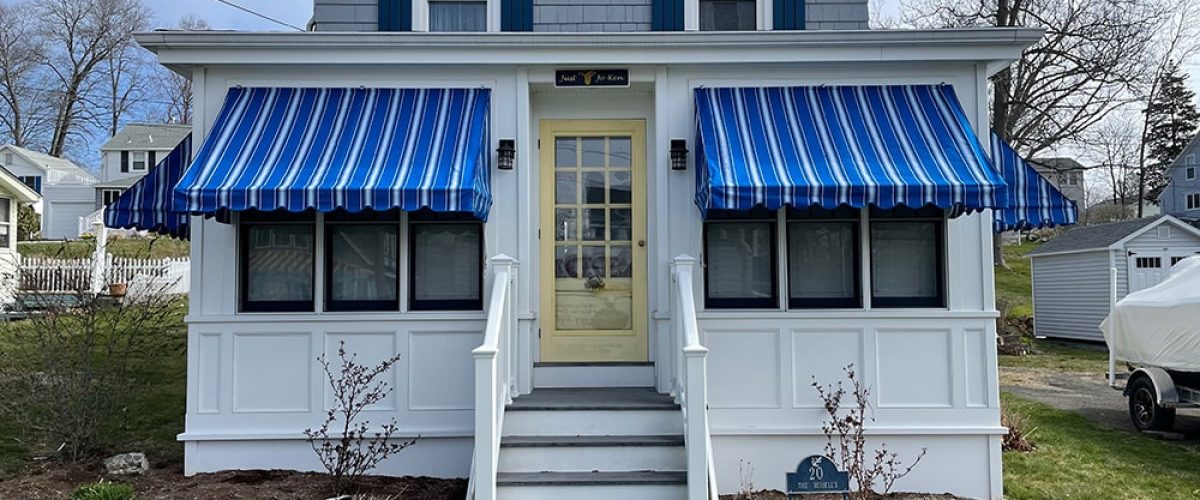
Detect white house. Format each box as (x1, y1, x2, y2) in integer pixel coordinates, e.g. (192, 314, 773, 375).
(95, 124, 191, 211)
(125, 2, 1052, 498)
(0, 166, 41, 305)
(0, 144, 98, 239)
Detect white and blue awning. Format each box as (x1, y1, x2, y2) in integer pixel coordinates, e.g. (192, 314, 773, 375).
(991, 133, 1078, 232)
(174, 87, 492, 220)
(105, 134, 192, 238)
(694, 85, 1008, 216)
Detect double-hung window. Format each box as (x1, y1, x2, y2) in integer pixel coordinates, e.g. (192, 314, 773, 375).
(0, 198, 10, 248)
(704, 205, 946, 310)
(429, 0, 487, 32)
(238, 209, 483, 313)
(131, 151, 147, 171)
(1188, 193, 1200, 210)
(101, 189, 122, 206)
(239, 210, 316, 313)
(1187, 166, 1196, 180)
(700, 0, 757, 31)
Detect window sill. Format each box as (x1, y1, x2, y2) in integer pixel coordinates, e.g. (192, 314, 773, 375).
(185, 310, 488, 324)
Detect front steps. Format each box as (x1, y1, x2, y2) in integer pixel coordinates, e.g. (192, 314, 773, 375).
(497, 387, 687, 500)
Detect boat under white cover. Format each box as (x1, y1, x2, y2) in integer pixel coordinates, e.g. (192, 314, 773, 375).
(1103, 256, 1200, 372)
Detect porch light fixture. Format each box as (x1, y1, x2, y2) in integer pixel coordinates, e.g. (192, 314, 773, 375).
(497, 139, 516, 170)
(670, 139, 689, 171)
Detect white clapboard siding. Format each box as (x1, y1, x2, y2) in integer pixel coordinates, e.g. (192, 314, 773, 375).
(18, 255, 190, 295)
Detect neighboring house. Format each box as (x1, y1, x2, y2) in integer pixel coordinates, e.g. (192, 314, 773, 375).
(1157, 133, 1200, 222)
(126, 2, 1049, 498)
(95, 124, 191, 210)
(1030, 157, 1086, 211)
(0, 167, 41, 306)
(1027, 215, 1200, 342)
(0, 145, 97, 239)
(1086, 197, 1161, 224)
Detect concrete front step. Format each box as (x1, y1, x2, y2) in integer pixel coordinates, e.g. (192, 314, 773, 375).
(498, 435, 685, 473)
(496, 471, 687, 500)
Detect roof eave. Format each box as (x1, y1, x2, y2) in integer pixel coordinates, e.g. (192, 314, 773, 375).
(135, 28, 1043, 70)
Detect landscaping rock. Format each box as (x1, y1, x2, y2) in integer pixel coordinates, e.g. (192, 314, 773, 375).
(103, 452, 149, 475)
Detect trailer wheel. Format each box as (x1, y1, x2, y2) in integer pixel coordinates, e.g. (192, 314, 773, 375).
(1128, 376, 1175, 431)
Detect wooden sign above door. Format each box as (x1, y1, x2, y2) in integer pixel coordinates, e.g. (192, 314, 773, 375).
(555, 69, 630, 88)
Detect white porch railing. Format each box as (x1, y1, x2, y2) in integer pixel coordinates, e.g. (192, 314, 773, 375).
(671, 254, 718, 500)
(467, 254, 519, 500)
(78, 208, 105, 237)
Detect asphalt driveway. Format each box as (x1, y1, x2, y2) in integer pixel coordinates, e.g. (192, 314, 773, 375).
(1002, 366, 1200, 443)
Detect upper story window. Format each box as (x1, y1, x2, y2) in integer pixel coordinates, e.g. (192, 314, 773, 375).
(429, 0, 487, 32)
(131, 151, 147, 171)
(700, 0, 757, 31)
(1188, 193, 1200, 210)
(16, 175, 41, 194)
(1065, 171, 1080, 186)
(3, 153, 12, 166)
(1188, 166, 1196, 180)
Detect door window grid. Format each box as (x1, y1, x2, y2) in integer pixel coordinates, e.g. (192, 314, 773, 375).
(1135, 257, 1162, 269)
(553, 136, 634, 283)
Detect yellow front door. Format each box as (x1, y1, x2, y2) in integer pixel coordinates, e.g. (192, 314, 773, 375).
(539, 120, 648, 362)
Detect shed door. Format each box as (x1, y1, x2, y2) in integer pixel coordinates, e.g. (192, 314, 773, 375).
(1128, 252, 1168, 293)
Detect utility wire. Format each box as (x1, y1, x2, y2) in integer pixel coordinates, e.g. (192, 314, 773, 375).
(212, 0, 306, 31)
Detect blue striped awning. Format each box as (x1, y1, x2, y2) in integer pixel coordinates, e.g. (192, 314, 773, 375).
(694, 85, 1008, 216)
(174, 87, 492, 220)
(105, 135, 192, 238)
(991, 133, 1078, 232)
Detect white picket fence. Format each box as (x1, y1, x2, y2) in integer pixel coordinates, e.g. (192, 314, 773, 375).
(19, 255, 190, 295)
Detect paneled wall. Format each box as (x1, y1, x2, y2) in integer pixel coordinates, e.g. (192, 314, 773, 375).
(533, 0, 653, 32)
(182, 316, 483, 476)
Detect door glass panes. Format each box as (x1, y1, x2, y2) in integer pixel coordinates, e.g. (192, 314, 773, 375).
(552, 135, 635, 331)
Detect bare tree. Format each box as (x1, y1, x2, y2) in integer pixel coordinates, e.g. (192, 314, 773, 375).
(153, 16, 209, 125)
(0, 1, 50, 148)
(1081, 114, 1142, 211)
(903, 0, 1169, 155)
(99, 40, 149, 137)
(38, 0, 150, 156)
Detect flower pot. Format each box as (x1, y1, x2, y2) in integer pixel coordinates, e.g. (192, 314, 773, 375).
(109, 283, 128, 297)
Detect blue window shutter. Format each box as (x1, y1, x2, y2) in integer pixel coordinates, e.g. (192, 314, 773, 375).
(379, 0, 412, 31)
(773, 0, 806, 30)
(502, 0, 533, 31)
(652, 0, 684, 30)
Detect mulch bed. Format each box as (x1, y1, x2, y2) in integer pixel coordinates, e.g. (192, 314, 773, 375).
(720, 491, 965, 499)
(0, 460, 467, 499)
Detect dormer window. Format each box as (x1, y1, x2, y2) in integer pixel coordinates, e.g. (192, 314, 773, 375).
(429, 1, 487, 32)
(132, 151, 147, 171)
(700, 0, 757, 31)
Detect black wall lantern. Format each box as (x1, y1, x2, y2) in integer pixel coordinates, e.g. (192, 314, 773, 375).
(497, 139, 516, 170)
(670, 139, 689, 171)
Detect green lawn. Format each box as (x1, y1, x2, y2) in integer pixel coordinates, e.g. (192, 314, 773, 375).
(995, 240, 1040, 317)
(999, 339, 1110, 373)
(0, 300, 187, 477)
(17, 237, 189, 259)
(1003, 393, 1200, 499)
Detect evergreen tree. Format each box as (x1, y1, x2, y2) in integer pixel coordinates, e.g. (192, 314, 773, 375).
(1143, 62, 1200, 199)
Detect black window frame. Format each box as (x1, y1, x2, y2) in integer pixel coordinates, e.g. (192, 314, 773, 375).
(324, 209, 402, 312)
(786, 205, 861, 309)
(408, 209, 485, 311)
(868, 206, 947, 309)
(238, 210, 317, 313)
(703, 207, 779, 309)
(101, 188, 122, 206)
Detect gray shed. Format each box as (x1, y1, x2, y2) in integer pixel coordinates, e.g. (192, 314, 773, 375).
(1027, 215, 1200, 341)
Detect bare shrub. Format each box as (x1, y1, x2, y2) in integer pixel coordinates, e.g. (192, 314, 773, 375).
(305, 342, 416, 496)
(1001, 405, 1037, 453)
(0, 275, 184, 462)
(812, 364, 927, 499)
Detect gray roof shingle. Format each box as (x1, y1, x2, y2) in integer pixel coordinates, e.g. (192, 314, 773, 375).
(101, 124, 190, 151)
(1026, 217, 1161, 256)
